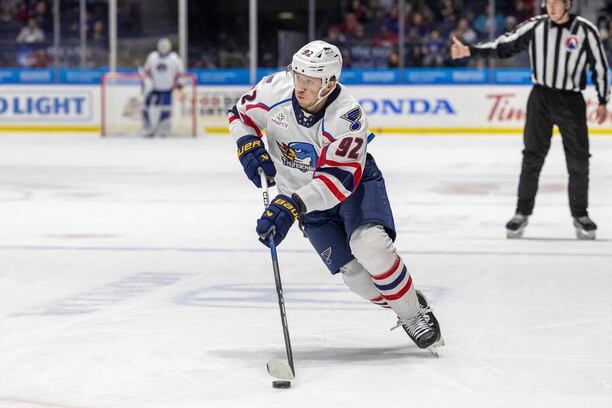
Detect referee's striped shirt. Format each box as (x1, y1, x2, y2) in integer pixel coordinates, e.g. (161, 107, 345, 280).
(469, 14, 610, 105)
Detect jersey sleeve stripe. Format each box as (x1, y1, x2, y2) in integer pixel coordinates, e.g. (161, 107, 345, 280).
(239, 112, 263, 138)
(315, 166, 355, 191)
(314, 175, 347, 201)
(321, 158, 363, 186)
(245, 103, 270, 112)
(322, 131, 335, 142)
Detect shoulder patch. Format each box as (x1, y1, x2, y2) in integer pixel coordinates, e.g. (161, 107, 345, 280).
(340, 107, 362, 131)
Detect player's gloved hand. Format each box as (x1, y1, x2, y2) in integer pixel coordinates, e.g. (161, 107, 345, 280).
(256, 195, 299, 247)
(236, 135, 276, 188)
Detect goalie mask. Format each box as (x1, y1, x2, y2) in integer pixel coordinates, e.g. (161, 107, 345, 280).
(290, 41, 342, 108)
(157, 38, 172, 56)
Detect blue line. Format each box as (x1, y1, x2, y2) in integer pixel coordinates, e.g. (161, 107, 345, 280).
(0, 245, 610, 257)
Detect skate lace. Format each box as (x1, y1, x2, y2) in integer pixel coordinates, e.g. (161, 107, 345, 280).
(390, 313, 431, 339)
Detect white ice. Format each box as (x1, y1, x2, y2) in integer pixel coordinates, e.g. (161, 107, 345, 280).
(0, 133, 611, 408)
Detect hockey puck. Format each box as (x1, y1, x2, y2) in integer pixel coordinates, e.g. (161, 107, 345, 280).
(272, 380, 291, 389)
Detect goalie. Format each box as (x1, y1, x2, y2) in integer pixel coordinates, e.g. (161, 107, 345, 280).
(141, 38, 185, 137)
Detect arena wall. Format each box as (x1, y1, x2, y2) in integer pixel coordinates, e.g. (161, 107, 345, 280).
(0, 84, 610, 135)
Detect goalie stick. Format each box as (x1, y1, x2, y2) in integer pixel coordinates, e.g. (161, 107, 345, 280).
(258, 168, 295, 381)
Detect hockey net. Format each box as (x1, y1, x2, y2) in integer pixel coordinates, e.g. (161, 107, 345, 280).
(101, 72, 199, 137)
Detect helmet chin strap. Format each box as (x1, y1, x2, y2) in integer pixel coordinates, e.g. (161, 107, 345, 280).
(305, 85, 331, 111)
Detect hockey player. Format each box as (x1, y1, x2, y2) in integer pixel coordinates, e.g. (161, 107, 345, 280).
(141, 38, 185, 137)
(229, 40, 443, 353)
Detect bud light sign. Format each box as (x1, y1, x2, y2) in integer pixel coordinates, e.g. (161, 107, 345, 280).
(0, 89, 92, 122)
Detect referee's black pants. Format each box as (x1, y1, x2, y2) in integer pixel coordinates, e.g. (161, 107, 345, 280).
(516, 85, 590, 218)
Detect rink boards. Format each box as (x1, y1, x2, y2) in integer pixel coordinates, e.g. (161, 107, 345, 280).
(0, 84, 610, 135)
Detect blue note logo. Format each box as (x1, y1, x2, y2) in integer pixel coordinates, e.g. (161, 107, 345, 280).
(340, 107, 362, 131)
(320, 247, 332, 265)
(276, 141, 318, 172)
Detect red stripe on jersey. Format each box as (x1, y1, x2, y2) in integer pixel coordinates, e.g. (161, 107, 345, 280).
(314, 175, 347, 201)
(228, 114, 239, 124)
(245, 103, 270, 112)
(324, 158, 363, 186)
(371, 257, 401, 281)
(315, 145, 330, 169)
(239, 113, 263, 138)
(382, 275, 413, 301)
(370, 295, 384, 302)
(322, 131, 335, 142)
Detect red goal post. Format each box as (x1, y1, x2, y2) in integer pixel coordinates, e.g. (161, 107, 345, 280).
(101, 72, 199, 137)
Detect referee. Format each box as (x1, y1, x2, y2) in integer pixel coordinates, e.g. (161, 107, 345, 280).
(451, 0, 610, 240)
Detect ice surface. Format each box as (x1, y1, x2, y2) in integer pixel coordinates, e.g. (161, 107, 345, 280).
(0, 133, 610, 408)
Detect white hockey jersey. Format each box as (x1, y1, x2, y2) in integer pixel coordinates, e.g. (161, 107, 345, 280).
(144, 51, 185, 92)
(229, 72, 370, 213)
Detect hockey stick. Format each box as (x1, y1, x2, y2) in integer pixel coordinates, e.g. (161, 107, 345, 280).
(258, 168, 296, 381)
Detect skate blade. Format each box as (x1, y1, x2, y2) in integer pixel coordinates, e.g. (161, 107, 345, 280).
(427, 334, 445, 357)
(506, 228, 525, 239)
(575, 228, 595, 240)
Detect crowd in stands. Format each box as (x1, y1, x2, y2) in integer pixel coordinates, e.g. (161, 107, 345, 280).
(0, 0, 109, 67)
(0, 0, 610, 70)
(323, 0, 612, 69)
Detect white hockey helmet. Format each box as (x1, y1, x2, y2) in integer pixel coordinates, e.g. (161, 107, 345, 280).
(157, 38, 172, 55)
(291, 40, 342, 86)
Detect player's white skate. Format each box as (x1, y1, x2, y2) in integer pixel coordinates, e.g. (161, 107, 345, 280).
(392, 290, 443, 356)
(506, 213, 528, 239)
(573, 216, 597, 240)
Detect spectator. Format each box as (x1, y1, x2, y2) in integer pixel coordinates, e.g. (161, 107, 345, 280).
(387, 50, 400, 67)
(473, 4, 505, 39)
(407, 11, 431, 40)
(90, 20, 105, 46)
(504, 15, 518, 34)
(340, 12, 360, 37)
(16, 18, 45, 43)
(349, 0, 368, 23)
(0, 1, 21, 37)
(373, 24, 399, 48)
(421, 30, 445, 67)
(32, 1, 51, 33)
(14, 0, 28, 25)
(455, 17, 477, 45)
(514, 0, 532, 22)
(324, 25, 347, 47)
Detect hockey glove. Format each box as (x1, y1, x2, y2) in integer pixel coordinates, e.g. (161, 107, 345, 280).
(236, 135, 276, 188)
(256, 194, 299, 247)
